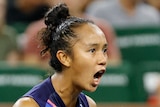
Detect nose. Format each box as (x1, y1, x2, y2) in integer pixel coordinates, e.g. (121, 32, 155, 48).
(97, 52, 108, 66)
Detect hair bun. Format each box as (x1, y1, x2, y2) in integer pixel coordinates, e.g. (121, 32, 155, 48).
(45, 3, 70, 30)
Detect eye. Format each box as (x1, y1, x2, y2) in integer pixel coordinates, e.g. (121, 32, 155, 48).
(103, 48, 108, 53)
(89, 48, 96, 53)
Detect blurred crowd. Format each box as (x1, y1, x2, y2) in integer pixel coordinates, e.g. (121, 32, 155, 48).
(0, 0, 160, 105)
(0, 0, 122, 67)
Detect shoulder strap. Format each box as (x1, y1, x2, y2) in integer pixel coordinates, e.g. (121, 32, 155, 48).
(77, 93, 89, 107)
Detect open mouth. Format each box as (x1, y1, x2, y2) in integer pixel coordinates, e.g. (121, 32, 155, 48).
(94, 70, 105, 79)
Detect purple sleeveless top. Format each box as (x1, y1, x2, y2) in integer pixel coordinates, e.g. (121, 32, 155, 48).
(23, 77, 89, 107)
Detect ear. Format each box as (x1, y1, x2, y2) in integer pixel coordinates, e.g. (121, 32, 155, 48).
(56, 50, 71, 67)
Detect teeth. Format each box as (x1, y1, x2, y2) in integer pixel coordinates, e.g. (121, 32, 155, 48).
(99, 71, 103, 73)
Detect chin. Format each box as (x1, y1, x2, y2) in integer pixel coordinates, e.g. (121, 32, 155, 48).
(88, 89, 97, 92)
(85, 86, 98, 92)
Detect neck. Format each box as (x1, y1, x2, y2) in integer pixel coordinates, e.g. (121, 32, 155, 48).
(51, 73, 81, 107)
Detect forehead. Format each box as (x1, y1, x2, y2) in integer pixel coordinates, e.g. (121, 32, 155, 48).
(73, 23, 107, 44)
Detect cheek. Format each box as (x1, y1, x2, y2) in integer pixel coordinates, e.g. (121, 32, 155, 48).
(72, 65, 93, 88)
(71, 52, 94, 75)
(72, 51, 94, 70)
(73, 63, 94, 88)
(70, 50, 96, 89)
(71, 47, 96, 77)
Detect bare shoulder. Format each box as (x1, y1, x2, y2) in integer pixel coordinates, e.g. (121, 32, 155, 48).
(86, 95, 97, 107)
(12, 97, 39, 107)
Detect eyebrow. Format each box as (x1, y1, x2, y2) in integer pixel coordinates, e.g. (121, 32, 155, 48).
(104, 44, 108, 48)
(87, 43, 108, 48)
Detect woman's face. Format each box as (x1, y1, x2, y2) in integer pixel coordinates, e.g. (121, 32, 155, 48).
(70, 23, 108, 92)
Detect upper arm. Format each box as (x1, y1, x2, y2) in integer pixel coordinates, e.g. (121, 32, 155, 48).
(12, 97, 39, 107)
(86, 95, 97, 107)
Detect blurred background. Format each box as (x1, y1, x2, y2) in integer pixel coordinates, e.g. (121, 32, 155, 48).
(0, 0, 160, 107)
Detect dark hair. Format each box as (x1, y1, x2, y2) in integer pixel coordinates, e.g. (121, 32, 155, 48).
(39, 3, 93, 72)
